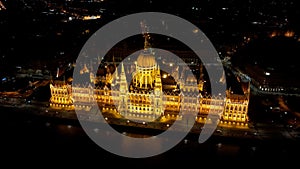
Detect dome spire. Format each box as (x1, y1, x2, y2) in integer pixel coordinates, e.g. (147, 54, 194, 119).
(143, 33, 151, 50)
(140, 21, 151, 50)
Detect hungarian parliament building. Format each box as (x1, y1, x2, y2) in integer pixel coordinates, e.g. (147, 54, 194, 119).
(49, 36, 250, 128)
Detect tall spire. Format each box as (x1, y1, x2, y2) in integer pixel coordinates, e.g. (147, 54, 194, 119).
(120, 62, 127, 90)
(121, 62, 125, 74)
(155, 64, 162, 89)
(119, 62, 128, 116)
(153, 63, 163, 117)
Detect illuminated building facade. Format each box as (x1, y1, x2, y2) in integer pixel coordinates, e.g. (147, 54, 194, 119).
(49, 34, 250, 127)
(112, 34, 164, 121)
(49, 65, 249, 126)
(49, 80, 73, 109)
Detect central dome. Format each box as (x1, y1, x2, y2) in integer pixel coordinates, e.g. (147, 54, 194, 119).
(136, 50, 156, 68)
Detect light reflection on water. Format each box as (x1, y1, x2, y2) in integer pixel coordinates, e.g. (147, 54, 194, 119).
(40, 119, 261, 159)
(37, 117, 241, 157)
(1, 111, 299, 165)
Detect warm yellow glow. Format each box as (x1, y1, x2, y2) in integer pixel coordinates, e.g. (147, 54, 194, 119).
(50, 39, 250, 129)
(83, 15, 101, 20)
(285, 31, 294, 37)
(270, 31, 277, 38)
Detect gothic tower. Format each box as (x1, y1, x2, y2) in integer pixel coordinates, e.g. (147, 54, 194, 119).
(153, 65, 163, 118)
(119, 62, 128, 116)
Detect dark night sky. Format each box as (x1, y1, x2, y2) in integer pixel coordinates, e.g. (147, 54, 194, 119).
(1, 1, 300, 166)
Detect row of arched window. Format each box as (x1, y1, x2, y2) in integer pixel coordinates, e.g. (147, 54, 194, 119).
(51, 96, 71, 104)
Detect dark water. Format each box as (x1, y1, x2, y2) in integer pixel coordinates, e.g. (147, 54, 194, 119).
(1, 108, 299, 168)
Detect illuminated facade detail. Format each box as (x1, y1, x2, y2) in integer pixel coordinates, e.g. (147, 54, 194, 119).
(71, 84, 95, 111)
(133, 52, 157, 89)
(199, 95, 225, 116)
(222, 85, 250, 123)
(105, 69, 113, 84)
(49, 81, 73, 109)
(114, 49, 164, 121)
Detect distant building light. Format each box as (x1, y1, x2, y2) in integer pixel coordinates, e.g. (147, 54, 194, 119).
(285, 31, 294, 37)
(83, 15, 101, 20)
(265, 72, 270, 76)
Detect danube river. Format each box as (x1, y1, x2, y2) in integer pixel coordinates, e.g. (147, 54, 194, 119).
(1, 105, 299, 168)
